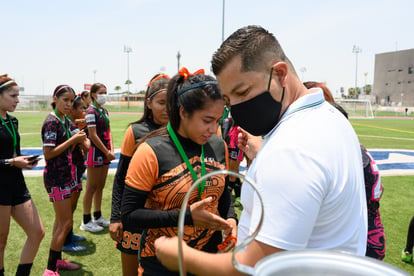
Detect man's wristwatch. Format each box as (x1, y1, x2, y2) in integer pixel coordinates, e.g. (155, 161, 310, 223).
(4, 159, 10, 166)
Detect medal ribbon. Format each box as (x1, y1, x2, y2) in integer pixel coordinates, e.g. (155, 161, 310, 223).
(0, 115, 17, 154)
(167, 122, 206, 200)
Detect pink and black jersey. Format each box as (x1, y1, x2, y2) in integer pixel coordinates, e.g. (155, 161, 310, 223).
(85, 105, 111, 151)
(41, 113, 74, 188)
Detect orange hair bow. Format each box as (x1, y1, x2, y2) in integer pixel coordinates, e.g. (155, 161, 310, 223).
(178, 67, 205, 79)
(146, 73, 171, 87)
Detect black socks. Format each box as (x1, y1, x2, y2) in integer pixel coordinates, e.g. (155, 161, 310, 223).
(405, 216, 414, 254)
(64, 228, 74, 246)
(47, 249, 61, 272)
(93, 211, 102, 220)
(83, 214, 92, 224)
(16, 263, 33, 276)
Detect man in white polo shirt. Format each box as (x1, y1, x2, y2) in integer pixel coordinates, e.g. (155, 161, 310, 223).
(154, 25, 367, 276)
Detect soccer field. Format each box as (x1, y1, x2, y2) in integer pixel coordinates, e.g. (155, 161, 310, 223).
(3, 112, 414, 275)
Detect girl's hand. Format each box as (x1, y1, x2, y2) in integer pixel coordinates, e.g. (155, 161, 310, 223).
(12, 156, 38, 169)
(190, 197, 232, 231)
(109, 222, 123, 243)
(219, 218, 237, 252)
(106, 151, 115, 161)
(71, 130, 87, 144)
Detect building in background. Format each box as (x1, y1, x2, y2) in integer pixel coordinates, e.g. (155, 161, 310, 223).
(373, 48, 414, 106)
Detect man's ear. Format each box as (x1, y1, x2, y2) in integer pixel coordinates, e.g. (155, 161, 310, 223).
(272, 62, 288, 87)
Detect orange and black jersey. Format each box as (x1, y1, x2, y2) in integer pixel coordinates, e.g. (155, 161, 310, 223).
(111, 119, 162, 223)
(122, 132, 236, 259)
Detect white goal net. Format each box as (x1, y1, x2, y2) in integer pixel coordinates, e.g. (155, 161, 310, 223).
(335, 99, 374, 118)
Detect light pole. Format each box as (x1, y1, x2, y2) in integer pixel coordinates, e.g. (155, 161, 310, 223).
(363, 72, 368, 94)
(124, 45, 132, 109)
(221, 0, 225, 42)
(177, 51, 181, 72)
(352, 45, 362, 97)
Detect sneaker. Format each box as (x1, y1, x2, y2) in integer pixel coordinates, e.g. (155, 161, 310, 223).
(56, 259, 80, 270)
(401, 249, 413, 263)
(93, 216, 110, 227)
(62, 242, 87, 252)
(72, 233, 86, 242)
(43, 269, 59, 276)
(80, 221, 104, 233)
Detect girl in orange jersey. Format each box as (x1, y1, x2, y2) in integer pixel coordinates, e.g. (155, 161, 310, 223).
(122, 68, 237, 276)
(110, 73, 170, 276)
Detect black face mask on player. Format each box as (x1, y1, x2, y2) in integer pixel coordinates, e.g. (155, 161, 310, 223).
(230, 67, 285, 136)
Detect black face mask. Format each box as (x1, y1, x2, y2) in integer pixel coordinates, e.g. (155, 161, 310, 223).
(230, 68, 285, 136)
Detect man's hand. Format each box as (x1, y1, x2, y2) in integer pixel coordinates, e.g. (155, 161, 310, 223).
(155, 236, 182, 271)
(237, 127, 262, 161)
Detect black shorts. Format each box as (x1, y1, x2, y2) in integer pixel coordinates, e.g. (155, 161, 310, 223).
(74, 164, 86, 186)
(0, 179, 31, 206)
(115, 227, 141, 255)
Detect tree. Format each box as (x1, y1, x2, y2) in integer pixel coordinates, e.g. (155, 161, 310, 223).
(364, 84, 372, 95)
(348, 87, 355, 98)
(114, 85, 122, 94)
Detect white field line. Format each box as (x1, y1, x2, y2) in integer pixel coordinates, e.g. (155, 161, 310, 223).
(358, 135, 414, 141)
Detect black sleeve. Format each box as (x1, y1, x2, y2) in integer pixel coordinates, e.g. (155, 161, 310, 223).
(0, 159, 9, 168)
(110, 154, 131, 223)
(121, 185, 194, 229)
(218, 177, 238, 224)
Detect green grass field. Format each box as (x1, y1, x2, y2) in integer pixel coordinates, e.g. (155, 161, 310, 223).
(3, 112, 414, 275)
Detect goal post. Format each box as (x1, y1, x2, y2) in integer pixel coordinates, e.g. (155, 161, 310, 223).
(335, 99, 374, 118)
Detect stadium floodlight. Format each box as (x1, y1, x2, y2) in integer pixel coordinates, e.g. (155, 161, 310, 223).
(352, 45, 362, 95)
(124, 45, 133, 109)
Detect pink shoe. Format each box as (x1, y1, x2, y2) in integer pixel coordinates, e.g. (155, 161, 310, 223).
(43, 269, 60, 276)
(56, 259, 80, 270)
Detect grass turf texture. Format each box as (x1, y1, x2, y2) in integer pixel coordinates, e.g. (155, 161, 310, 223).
(3, 112, 414, 274)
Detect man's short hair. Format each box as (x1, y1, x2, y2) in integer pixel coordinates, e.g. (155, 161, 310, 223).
(211, 25, 294, 75)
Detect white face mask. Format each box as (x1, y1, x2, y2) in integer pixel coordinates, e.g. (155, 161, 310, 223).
(96, 94, 107, 106)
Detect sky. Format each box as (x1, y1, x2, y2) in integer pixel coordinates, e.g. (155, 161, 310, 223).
(2, 0, 413, 98)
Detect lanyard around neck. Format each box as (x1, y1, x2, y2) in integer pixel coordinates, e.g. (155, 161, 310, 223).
(54, 109, 70, 139)
(93, 102, 109, 129)
(221, 106, 230, 121)
(0, 114, 17, 154)
(167, 122, 206, 200)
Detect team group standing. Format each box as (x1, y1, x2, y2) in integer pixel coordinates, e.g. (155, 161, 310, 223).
(0, 25, 412, 276)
